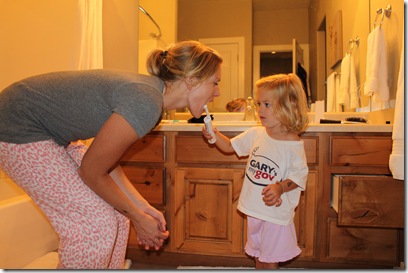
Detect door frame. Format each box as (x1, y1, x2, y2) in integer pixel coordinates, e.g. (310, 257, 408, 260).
(253, 43, 309, 88)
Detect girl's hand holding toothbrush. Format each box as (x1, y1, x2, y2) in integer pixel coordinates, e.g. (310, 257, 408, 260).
(202, 126, 217, 143)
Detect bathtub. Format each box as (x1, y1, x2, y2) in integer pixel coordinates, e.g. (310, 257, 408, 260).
(0, 171, 59, 269)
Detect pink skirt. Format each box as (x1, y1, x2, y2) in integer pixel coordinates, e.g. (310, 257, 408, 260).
(245, 215, 301, 263)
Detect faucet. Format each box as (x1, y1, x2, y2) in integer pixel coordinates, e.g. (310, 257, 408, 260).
(244, 97, 256, 121)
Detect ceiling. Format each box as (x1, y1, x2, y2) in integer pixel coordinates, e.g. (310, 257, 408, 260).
(252, 0, 311, 11)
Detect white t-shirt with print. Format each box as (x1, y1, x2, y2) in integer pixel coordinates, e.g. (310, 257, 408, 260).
(231, 126, 308, 226)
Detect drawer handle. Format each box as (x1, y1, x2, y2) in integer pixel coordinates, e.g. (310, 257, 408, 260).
(196, 211, 208, 221)
(350, 208, 379, 222)
(134, 180, 151, 186)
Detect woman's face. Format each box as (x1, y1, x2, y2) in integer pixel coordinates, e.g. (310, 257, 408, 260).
(187, 67, 221, 117)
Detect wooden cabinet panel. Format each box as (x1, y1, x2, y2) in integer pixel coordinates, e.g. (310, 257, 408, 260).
(327, 218, 400, 264)
(121, 135, 165, 163)
(302, 137, 318, 165)
(333, 175, 404, 228)
(176, 136, 247, 164)
(330, 136, 392, 166)
(173, 167, 245, 256)
(294, 170, 317, 257)
(122, 166, 165, 205)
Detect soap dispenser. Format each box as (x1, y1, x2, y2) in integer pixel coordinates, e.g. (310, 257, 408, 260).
(244, 97, 256, 121)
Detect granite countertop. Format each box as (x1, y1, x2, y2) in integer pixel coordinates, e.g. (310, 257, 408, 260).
(155, 120, 393, 133)
(155, 111, 394, 133)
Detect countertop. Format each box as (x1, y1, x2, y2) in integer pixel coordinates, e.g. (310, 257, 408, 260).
(155, 120, 393, 133)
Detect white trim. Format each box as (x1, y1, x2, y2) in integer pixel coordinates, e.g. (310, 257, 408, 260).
(199, 37, 245, 99)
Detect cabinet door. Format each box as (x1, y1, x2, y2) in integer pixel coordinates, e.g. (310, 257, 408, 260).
(173, 168, 245, 256)
(293, 170, 317, 258)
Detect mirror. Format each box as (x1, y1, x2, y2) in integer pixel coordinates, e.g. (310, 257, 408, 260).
(140, 0, 403, 114)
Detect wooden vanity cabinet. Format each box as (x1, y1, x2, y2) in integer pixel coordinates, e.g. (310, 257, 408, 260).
(122, 130, 403, 269)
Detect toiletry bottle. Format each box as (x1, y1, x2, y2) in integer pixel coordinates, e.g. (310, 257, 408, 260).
(244, 97, 256, 121)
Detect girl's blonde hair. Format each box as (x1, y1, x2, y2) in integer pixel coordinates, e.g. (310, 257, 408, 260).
(146, 40, 223, 85)
(255, 73, 309, 134)
(226, 98, 246, 112)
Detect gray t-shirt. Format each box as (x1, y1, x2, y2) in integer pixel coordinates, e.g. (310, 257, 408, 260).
(0, 69, 164, 147)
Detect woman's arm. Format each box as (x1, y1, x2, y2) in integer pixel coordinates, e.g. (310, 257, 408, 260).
(78, 113, 168, 250)
(109, 165, 168, 247)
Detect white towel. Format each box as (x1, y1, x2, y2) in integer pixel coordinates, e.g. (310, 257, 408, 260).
(349, 55, 359, 108)
(326, 72, 336, 112)
(389, 41, 404, 180)
(338, 54, 350, 109)
(364, 26, 389, 103)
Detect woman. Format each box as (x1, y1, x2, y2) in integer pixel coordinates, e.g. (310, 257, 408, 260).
(0, 40, 223, 269)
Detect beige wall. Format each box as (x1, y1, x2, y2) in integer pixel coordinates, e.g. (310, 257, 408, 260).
(139, 0, 177, 50)
(0, 0, 139, 91)
(253, 8, 309, 45)
(0, 0, 81, 90)
(102, 0, 139, 72)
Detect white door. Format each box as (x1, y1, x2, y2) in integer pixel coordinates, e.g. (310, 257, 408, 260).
(199, 37, 244, 112)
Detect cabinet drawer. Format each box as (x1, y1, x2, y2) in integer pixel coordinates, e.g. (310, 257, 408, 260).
(176, 136, 247, 164)
(327, 218, 399, 264)
(121, 135, 165, 163)
(331, 175, 404, 228)
(176, 135, 317, 164)
(330, 136, 391, 166)
(122, 166, 165, 205)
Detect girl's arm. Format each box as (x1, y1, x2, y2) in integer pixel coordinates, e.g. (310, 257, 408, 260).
(202, 127, 235, 153)
(78, 113, 169, 250)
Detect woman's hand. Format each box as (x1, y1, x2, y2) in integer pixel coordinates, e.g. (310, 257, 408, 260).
(262, 183, 283, 207)
(132, 209, 169, 251)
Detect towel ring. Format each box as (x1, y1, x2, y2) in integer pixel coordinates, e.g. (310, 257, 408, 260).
(374, 4, 392, 29)
(347, 37, 360, 54)
(380, 4, 392, 28)
(373, 8, 383, 28)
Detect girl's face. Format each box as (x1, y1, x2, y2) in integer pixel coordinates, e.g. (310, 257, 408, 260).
(256, 89, 281, 128)
(187, 67, 221, 117)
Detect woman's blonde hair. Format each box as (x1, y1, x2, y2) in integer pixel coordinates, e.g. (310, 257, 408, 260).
(146, 40, 223, 85)
(255, 73, 309, 134)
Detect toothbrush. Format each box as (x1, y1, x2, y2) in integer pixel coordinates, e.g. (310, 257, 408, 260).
(203, 105, 216, 144)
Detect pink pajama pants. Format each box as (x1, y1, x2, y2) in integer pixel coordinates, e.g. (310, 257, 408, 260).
(0, 140, 130, 269)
